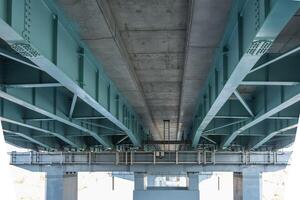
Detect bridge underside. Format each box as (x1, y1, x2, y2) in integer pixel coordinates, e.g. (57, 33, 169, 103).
(0, 0, 299, 152)
(1, 2, 300, 200)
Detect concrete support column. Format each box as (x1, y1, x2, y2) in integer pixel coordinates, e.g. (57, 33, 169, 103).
(147, 175, 156, 186)
(243, 169, 262, 200)
(233, 172, 243, 200)
(46, 169, 78, 200)
(233, 169, 262, 200)
(134, 172, 146, 191)
(188, 172, 199, 191)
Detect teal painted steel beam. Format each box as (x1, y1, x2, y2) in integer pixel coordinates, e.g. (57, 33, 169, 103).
(3, 129, 51, 149)
(203, 119, 248, 134)
(250, 123, 297, 150)
(2, 126, 54, 149)
(191, 0, 300, 147)
(0, 0, 141, 146)
(244, 55, 300, 84)
(204, 133, 265, 137)
(201, 135, 216, 144)
(222, 85, 300, 148)
(215, 115, 250, 119)
(4, 136, 37, 150)
(1, 117, 81, 148)
(72, 116, 106, 120)
(241, 81, 300, 86)
(2, 83, 63, 88)
(268, 116, 299, 120)
(68, 94, 77, 118)
(249, 46, 300, 73)
(233, 90, 254, 117)
(0, 48, 39, 70)
(25, 116, 107, 121)
(212, 101, 252, 123)
(0, 90, 112, 147)
(116, 136, 129, 145)
(78, 120, 124, 134)
(215, 115, 298, 120)
(203, 118, 297, 138)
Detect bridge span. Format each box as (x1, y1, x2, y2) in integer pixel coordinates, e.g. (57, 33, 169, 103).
(1, 0, 300, 199)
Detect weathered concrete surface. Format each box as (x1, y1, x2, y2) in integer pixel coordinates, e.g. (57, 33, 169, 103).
(108, 0, 188, 142)
(46, 170, 78, 200)
(233, 172, 243, 200)
(57, 0, 233, 143)
(178, 0, 232, 140)
(57, 0, 160, 139)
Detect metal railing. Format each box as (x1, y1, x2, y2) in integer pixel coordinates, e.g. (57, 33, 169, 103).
(10, 151, 291, 166)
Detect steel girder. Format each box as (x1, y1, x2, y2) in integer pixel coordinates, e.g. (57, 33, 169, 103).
(2, 122, 56, 149)
(4, 136, 37, 150)
(250, 122, 298, 150)
(9, 151, 291, 174)
(222, 85, 300, 148)
(0, 90, 113, 147)
(191, 0, 300, 148)
(0, 98, 86, 148)
(221, 54, 300, 148)
(0, 0, 142, 147)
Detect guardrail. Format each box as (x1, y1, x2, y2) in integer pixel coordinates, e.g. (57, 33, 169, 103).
(10, 151, 291, 166)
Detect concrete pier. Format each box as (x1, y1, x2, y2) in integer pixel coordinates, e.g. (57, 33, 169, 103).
(233, 169, 262, 200)
(243, 169, 262, 200)
(46, 169, 78, 200)
(233, 172, 243, 200)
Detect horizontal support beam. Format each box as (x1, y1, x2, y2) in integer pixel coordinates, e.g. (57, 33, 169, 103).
(250, 123, 298, 150)
(204, 133, 265, 137)
(215, 115, 299, 120)
(144, 140, 191, 145)
(1, 83, 63, 89)
(10, 151, 290, 173)
(14, 164, 288, 174)
(0, 48, 39, 70)
(72, 116, 107, 120)
(241, 81, 300, 86)
(24, 116, 107, 122)
(250, 46, 300, 73)
(0, 90, 112, 147)
(204, 132, 295, 137)
(78, 120, 124, 133)
(203, 119, 248, 133)
(215, 115, 250, 119)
